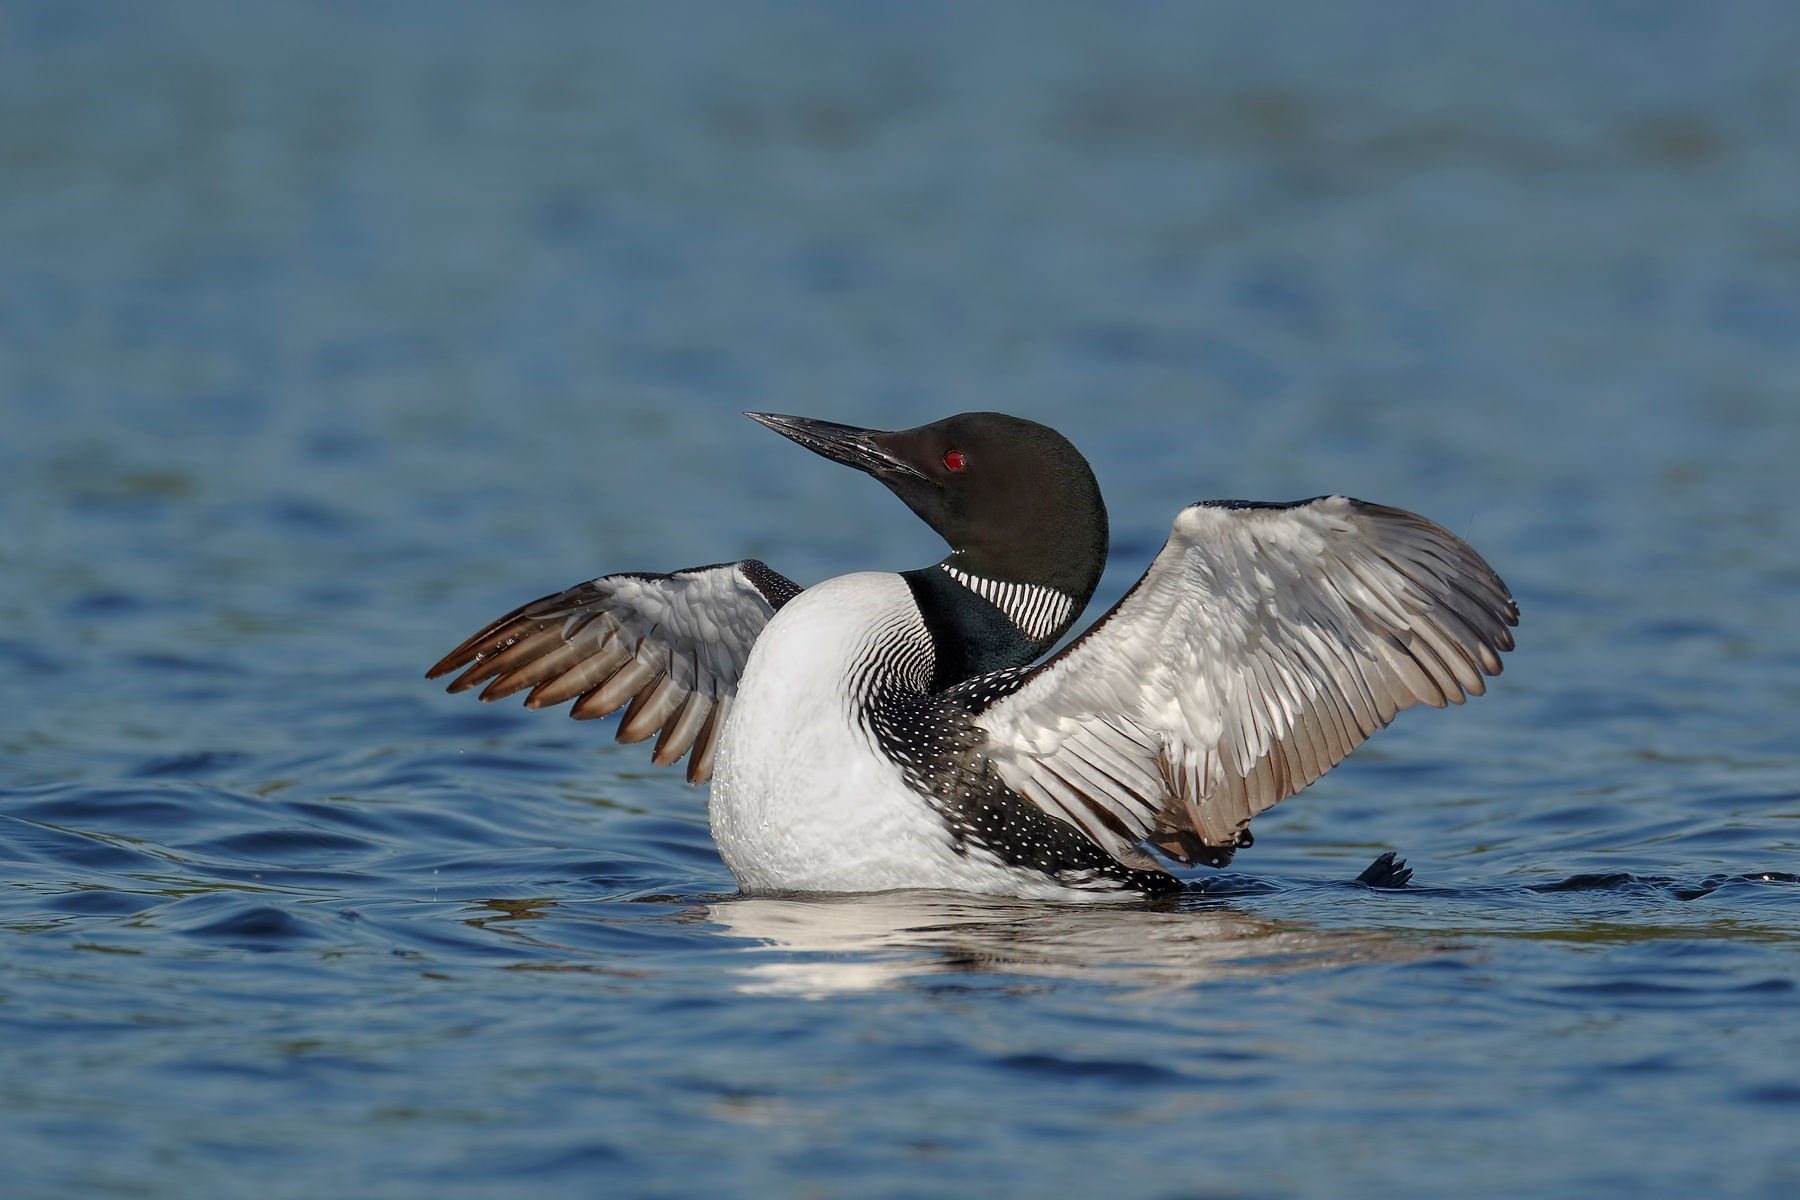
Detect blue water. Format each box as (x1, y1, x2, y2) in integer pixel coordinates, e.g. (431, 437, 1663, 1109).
(3, 3, 1798, 1197)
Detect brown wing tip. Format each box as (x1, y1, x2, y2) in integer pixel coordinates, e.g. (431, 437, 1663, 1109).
(685, 701, 726, 784)
(429, 625, 508, 679)
(426, 583, 599, 682)
(427, 623, 525, 682)
(441, 665, 483, 693)
(428, 575, 740, 787)
(425, 649, 471, 680)
(477, 676, 527, 703)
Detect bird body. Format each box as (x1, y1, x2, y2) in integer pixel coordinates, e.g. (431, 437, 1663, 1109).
(713, 572, 1060, 897)
(710, 572, 936, 894)
(429, 412, 1517, 898)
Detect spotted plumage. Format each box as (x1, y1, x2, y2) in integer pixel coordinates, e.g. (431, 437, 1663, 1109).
(853, 616, 1175, 892)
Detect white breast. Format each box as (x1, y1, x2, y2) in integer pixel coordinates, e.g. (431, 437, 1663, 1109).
(708, 572, 1081, 897)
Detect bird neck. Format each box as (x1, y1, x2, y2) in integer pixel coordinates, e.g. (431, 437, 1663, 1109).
(902, 524, 1106, 690)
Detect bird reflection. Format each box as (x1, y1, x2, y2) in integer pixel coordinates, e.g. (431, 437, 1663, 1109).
(701, 891, 1416, 997)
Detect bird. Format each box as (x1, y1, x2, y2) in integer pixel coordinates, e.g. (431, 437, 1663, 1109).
(427, 412, 1517, 899)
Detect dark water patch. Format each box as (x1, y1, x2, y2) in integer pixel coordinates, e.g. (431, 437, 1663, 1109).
(385, 846, 636, 891)
(1737, 1082, 1800, 1106)
(427, 750, 574, 776)
(997, 1052, 1189, 1086)
(167, 1053, 384, 1087)
(189, 910, 320, 949)
(62, 589, 155, 617)
(130, 751, 255, 779)
(426, 1140, 627, 1187)
(331, 803, 545, 852)
(160, 895, 325, 948)
(0, 637, 62, 674)
(1627, 615, 1734, 643)
(1658, 822, 1795, 854)
(0, 814, 164, 873)
(423, 708, 545, 738)
(1530, 871, 1800, 901)
(609, 815, 725, 871)
(144, 864, 378, 895)
(1516, 804, 1636, 832)
(1607, 1052, 1689, 1075)
(40, 889, 156, 917)
(633, 836, 731, 873)
(263, 496, 355, 536)
(284, 798, 416, 834)
(1345, 755, 1452, 781)
(464, 902, 718, 959)
(186, 827, 384, 864)
(4, 784, 212, 831)
(122, 649, 237, 677)
(1548, 976, 1795, 1010)
(358, 912, 555, 961)
(1184, 874, 1284, 899)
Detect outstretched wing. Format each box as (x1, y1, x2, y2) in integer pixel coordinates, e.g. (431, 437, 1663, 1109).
(427, 560, 801, 783)
(971, 497, 1518, 867)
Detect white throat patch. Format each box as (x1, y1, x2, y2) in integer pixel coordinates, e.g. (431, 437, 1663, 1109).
(940, 564, 1075, 642)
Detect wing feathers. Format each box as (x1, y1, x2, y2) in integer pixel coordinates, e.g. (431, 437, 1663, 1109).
(572, 655, 660, 720)
(653, 693, 714, 768)
(480, 640, 585, 702)
(618, 672, 689, 743)
(447, 623, 564, 693)
(526, 634, 634, 708)
(429, 560, 799, 783)
(689, 696, 730, 784)
(975, 496, 1516, 867)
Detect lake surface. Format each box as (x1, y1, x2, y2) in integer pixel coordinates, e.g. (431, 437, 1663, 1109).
(3, 3, 1797, 1197)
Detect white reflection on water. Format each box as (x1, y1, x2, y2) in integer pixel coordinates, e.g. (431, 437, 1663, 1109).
(705, 891, 1423, 997)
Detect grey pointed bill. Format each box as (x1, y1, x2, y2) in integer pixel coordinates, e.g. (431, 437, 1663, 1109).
(744, 412, 928, 480)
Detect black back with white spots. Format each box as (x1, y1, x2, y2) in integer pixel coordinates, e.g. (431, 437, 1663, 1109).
(849, 629, 1178, 893)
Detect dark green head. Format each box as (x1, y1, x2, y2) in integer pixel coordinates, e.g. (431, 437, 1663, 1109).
(746, 411, 1109, 604)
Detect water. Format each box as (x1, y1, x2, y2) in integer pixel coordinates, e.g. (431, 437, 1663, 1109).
(3, 2, 1798, 1196)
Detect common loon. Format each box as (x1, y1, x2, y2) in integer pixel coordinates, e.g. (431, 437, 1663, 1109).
(428, 412, 1517, 898)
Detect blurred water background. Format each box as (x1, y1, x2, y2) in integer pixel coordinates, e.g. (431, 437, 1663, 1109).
(2, 2, 1798, 1197)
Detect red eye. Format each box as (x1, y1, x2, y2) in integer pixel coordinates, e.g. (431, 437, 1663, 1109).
(943, 450, 967, 472)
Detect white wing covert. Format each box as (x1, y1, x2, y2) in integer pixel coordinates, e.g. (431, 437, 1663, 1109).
(971, 497, 1518, 867)
(427, 560, 801, 783)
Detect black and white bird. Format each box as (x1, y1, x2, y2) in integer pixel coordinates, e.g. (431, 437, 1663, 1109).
(428, 413, 1517, 898)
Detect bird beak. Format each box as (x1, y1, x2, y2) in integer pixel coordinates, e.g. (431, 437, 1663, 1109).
(745, 413, 929, 480)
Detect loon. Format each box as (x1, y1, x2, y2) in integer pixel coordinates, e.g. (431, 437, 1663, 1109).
(428, 412, 1517, 898)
